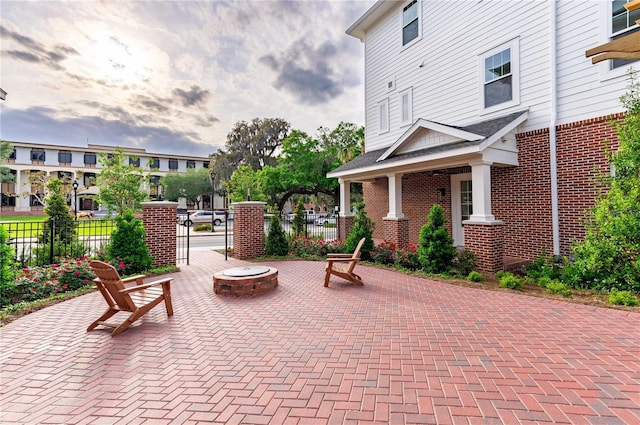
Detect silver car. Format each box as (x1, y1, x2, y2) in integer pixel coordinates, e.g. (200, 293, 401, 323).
(180, 210, 225, 226)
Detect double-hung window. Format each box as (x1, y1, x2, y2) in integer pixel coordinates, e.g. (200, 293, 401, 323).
(399, 88, 413, 126)
(84, 153, 97, 166)
(129, 157, 141, 167)
(169, 159, 179, 170)
(58, 151, 72, 164)
(31, 149, 45, 162)
(186, 160, 196, 169)
(402, 0, 420, 47)
(611, 0, 639, 69)
(150, 158, 160, 169)
(480, 39, 520, 112)
(378, 98, 390, 134)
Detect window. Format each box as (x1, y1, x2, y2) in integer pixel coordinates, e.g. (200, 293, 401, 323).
(31, 149, 45, 162)
(480, 40, 520, 112)
(58, 151, 72, 164)
(186, 160, 196, 169)
(84, 172, 96, 187)
(9, 148, 16, 160)
(378, 98, 389, 134)
(399, 88, 413, 126)
(169, 159, 179, 170)
(203, 161, 209, 169)
(149, 175, 162, 200)
(611, 0, 639, 69)
(129, 157, 140, 167)
(402, 0, 420, 47)
(57, 171, 73, 182)
(150, 158, 160, 169)
(84, 153, 97, 165)
(1, 170, 16, 207)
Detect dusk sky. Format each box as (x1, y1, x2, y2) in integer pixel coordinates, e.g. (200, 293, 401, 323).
(0, 0, 374, 158)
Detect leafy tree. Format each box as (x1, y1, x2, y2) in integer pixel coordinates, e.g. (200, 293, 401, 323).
(107, 211, 153, 275)
(418, 204, 456, 273)
(569, 71, 640, 291)
(265, 207, 289, 256)
(42, 179, 77, 245)
(0, 140, 15, 184)
(291, 198, 306, 237)
(225, 165, 267, 203)
(95, 148, 149, 215)
(0, 226, 16, 298)
(161, 168, 211, 208)
(318, 122, 365, 164)
(344, 202, 375, 261)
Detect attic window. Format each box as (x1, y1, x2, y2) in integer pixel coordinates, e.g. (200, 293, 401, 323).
(402, 0, 420, 47)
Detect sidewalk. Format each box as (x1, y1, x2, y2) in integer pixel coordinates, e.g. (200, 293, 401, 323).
(1, 249, 639, 424)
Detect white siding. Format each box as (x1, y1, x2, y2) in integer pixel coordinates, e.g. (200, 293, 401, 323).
(359, 0, 638, 153)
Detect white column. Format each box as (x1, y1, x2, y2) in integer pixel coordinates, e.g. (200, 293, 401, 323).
(338, 178, 353, 216)
(385, 173, 405, 219)
(468, 160, 496, 222)
(15, 169, 29, 212)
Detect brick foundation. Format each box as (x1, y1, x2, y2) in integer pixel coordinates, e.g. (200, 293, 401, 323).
(463, 221, 504, 273)
(338, 215, 354, 241)
(383, 218, 409, 245)
(213, 267, 278, 296)
(232, 202, 266, 260)
(142, 201, 177, 268)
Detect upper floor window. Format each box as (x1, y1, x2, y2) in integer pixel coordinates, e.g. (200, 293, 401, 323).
(399, 88, 413, 126)
(150, 158, 160, 169)
(402, 0, 420, 47)
(84, 153, 97, 165)
(611, 0, 639, 69)
(480, 39, 520, 112)
(58, 151, 72, 164)
(84, 172, 96, 187)
(203, 161, 209, 169)
(186, 160, 196, 169)
(169, 159, 179, 170)
(9, 148, 16, 160)
(31, 149, 45, 162)
(378, 98, 389, 134)
(129, 157, 140, 167)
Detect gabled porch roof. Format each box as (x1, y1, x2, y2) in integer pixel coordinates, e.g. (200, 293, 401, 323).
(327, 110, 528, 181)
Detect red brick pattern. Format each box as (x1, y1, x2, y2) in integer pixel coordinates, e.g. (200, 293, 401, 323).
(338, 215, 354, 241)
(463, 222, 505, 273)
(382, 218, 409, 245)
(142, 201, 177, 268)
(214, 268, 278, 296)
(232, 202, 266, 260)
(1, 249, 638, 424)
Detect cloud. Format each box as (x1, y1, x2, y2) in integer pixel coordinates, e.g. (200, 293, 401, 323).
(0, 24, 78, 71)
(259, 38, 357, 105)
(172, 85, 210, 107)
(1, 106, 219, 157)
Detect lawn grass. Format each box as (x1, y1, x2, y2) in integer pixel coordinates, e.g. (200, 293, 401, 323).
(1, 217, 115, 238)
(0, 215, 47, 223)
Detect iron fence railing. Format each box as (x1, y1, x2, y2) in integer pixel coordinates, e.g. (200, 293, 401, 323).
(266, 214, 339, 241)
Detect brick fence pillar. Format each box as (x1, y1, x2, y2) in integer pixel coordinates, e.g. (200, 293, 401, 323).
(338, 214, 354, 241)
(463, 221, 504, 274)
(383, 217, 409, 245)
(142, 201, 178, 268)
(232, 202, 265, 260)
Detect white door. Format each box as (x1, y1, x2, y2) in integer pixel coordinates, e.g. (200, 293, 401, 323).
(451, 173, 472, 247)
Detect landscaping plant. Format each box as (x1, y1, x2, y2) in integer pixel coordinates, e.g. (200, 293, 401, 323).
(106, 211, 153, 275)
(418, 204, 456, 274)
(0, 226, 17, 305)
(607, 289, 639, 307)
(265, 208, 289, 256)
(452, 249, 478, 277)
(343, 202, 375, 261)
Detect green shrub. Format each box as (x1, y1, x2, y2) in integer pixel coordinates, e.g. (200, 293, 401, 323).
(106, 211, 153, 275)
(31, 240, 89, 266)
(467, 271, 484, 282)
(289, 236, 343, 258)
(292, 198, 306, 237)
(393, 243, 420, 270)
(0, 226, 16, 305)
(344, 202, 375, 261)
(524, 249, 563, 281)
(607, 289, 639, 306)
(41, 179, 78, 245)
(495, 270, 508, 279)
(536, 276, 553, 288)
(545, 281, 572, 297)
(418, 204, 455, 274)
(371, 240, 395, 265)
(498, 272, 523, 290)
(265, 209, 289, 256)
(194, 223, 211, 232)
(452, 250, 477, 276)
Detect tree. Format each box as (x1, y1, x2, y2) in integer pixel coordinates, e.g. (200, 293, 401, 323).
(225, 165, 267, 203)
(265, 207, 289, 256)
(344, 202, 375, 261)
(0, 141, 15, 184)
(418, 204, 456, 274)
(95, 148, 149, 215)
(291, 198, 306, 237)
(569, 71, 640, 291)
(42, 179, 77, 245)
(107, 211, 153, 275)
(161, 168, 211, 208)
(318, 122, 365, 164)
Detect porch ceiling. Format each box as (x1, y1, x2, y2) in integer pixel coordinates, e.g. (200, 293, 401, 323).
(327, 110, 528, 182)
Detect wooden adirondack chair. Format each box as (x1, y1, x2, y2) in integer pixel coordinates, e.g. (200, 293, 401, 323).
(324, 237, 366, 287)
(88, 260, 174, 336)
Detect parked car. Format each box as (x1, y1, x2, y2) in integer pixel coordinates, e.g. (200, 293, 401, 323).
(314, 214, 337, 226)
(286, 210, 320, 223)
(179, 210, 225, 226)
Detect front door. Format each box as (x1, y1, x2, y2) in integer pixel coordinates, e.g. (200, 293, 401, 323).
(451, 173, 472, 247)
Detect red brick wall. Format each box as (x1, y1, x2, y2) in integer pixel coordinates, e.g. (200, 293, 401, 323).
(464, 223, 504, 273)
(142, 201, 177, 267)
(382, 218, 409, 245)
(233, 202, 266, 260)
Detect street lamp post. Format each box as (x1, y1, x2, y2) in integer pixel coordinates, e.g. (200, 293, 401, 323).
(214, 170, 216, 233)
(72, 180, 79, 220)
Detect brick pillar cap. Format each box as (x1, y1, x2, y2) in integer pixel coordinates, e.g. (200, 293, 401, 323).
(462, 220, 504, 226)
(142, 201, 178, 209)
(232, 201, 266, 206)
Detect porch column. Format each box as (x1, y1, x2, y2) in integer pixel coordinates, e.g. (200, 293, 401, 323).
(384, 173, 404, 219)
(338, 178, 355, 239)
(468, 160, 496, 222)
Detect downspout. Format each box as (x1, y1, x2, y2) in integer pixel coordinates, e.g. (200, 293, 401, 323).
(549, 0, 560, 255)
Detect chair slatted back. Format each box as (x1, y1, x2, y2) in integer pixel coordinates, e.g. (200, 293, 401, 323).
(89, 261, 137, 312)
(347, 238, 366, 273)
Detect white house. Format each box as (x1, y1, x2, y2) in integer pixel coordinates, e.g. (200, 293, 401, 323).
(329, 0, 638, 272)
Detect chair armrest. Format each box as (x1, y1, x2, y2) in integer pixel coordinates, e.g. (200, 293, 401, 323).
(122, 274, 147, 285)
(120, 277, 173, 294)
(327, 258, 360, 264)
(327, 253, 353, 258)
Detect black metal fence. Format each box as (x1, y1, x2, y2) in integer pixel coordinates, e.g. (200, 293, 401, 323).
(2, 219, 116, 267)
(266, 213, 340, 241)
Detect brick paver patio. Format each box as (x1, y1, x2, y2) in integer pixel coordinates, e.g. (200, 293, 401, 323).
(1, 249, 639, 424)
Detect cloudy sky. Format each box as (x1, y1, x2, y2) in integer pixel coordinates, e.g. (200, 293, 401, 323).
(0, 0, 374, 158)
